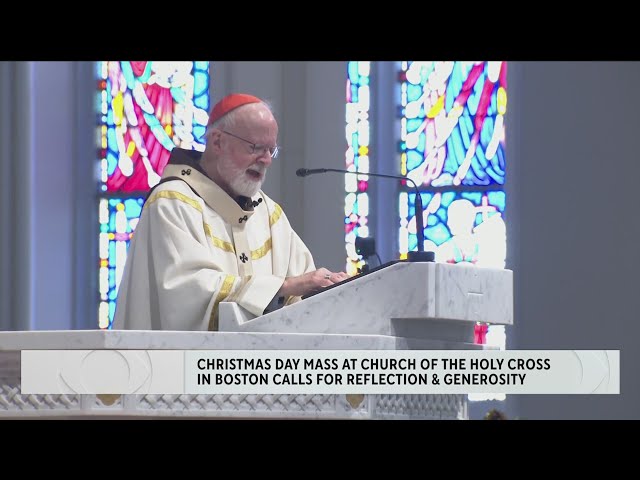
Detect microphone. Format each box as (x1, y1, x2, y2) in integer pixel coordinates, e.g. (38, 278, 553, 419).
(295, 168, 328, 177)
(296, 168, 434, 262)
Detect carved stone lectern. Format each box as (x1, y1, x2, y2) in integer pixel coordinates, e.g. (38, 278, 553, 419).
(0, 262, 513, 419)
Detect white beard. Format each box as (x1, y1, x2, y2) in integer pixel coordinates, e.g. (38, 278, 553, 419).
(217, 155, 266, 198)
(229, 171, 265, 197)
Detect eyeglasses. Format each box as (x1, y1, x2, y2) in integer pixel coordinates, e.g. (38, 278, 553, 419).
(220, 130, 279, 159)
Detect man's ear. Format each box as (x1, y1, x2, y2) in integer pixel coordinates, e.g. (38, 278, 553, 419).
(210, 129, 223, 152)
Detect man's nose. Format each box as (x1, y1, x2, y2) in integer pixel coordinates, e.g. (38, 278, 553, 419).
(256, 150, 273, 167)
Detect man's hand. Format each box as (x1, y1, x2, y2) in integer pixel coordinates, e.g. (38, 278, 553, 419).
(279, 268, 350, 298)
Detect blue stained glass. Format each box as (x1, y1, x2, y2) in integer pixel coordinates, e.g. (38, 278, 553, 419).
(408, 192, 431, 218)
(195, 61, 208, 70)
(407, 84, 423, 102)
(138, 63, 152, 83)
(426, 224, 450, 246)
(144, 113, 176, 150)
(464, 166, 484, 186)
(417, 132, 426, 153)
(195, 94, 208, 110)
(406, 118, 422, 133)
(351, 85, 359, 102)
(194, 125, 206, 141)
(462, 192, 482, 203)
(467, 70, 486, 116)
(446, 63, 463, 110)
(107, 125, 117, 147)
(170, 87, 186, 104)
(480, 115, 494, 147)
(404, 188, 506, 261)
(108, 239, 116, 260)
(408, 235, 417, 252)
(407, 151, 423, 171)
(194, 71, 209, 95)
(436, 208, 447, 223)
(441, 191, 456, 207)
(360, 76, 369, 86)
(467, 95, 479, 116)
(120, 62, 135, 87)
(492, 147, 506, 176)
(487, 88, 496, 116)
(105, 81, 113, 103)
(459, 117, 471, 150)
(463, 109, 474, 135)
(124, 198, 143, 219)
(348, 63, 360, 83)
(470, 154, 487, 183)
(107, 151, 118, 176)
(420, 63, 434, 84)
(488, 191, 506, 210)
(444, 136, 459, 175)
(109, 302, 116, 323)
(476, 143, 488, 169)
(108, 285, 117, 300)
(95, 91, 102, 112)
(451, 126, 465, 168)
(487, 168, 502, 184)
(100, 224, 108, 233)
(108, 267, 115, 290)
(106, 108, 115, 126)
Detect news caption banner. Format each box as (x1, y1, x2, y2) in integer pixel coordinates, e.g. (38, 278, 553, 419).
(20, 350, 619, 395)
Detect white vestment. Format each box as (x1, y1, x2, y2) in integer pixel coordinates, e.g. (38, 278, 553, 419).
(113, 149, 315, 331)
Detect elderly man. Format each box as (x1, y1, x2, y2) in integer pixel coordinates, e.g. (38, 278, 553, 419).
(114, 93, 347, 331)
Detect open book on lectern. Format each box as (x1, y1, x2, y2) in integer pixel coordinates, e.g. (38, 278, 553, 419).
(217, 261, 513, 346)
(302, 260, 403, 299)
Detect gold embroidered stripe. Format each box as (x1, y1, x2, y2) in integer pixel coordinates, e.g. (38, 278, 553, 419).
(251, 237, 272, 260)
(146, 190, 203, 212)
(208, 274, 236, 331)
(203, 223, 235, 253)
(269, 203, 283, 226)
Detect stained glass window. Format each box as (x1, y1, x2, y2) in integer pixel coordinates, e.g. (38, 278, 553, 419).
(97, 61, 211, 329)
(398, 61, 508, 401)
(399, 61, 506, 189)
(345, 61, 371, 275)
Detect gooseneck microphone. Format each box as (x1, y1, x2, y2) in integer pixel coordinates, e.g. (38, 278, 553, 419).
(296, 168, 434, 262)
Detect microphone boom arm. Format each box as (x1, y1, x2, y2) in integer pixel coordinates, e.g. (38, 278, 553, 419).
(296, 168, 433, 262)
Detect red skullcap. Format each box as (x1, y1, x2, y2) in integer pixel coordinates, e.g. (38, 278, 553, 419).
(208, 93, 262, 126)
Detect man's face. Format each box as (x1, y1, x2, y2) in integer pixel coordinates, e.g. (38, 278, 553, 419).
(215, 104, 278, 198)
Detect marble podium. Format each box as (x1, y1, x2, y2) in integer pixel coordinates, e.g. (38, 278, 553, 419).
(0, 262, 513, 419)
